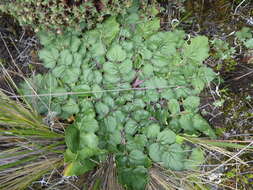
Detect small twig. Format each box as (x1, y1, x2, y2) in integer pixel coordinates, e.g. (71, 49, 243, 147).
(234, 0, 247, 14)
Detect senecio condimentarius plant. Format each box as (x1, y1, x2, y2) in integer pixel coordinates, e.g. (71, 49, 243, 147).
(20, 11, 217, 190)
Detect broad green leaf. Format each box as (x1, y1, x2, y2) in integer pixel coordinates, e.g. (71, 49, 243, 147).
(102, 96, 115, 108)
(80, 132, 99, 149)
(62, 67, 80, 84)
(64, 148, 76, 163)
(122, 41, 133, 51)
(90, 42, 106, 57)
(161, 152, 184, 171)
(125, 119, 138, 135)
(52, 65, 66, 77)
(183, 96, 200, 110)
(86, 28, 100, 44)
(142, 64, 154, 77)
(118, 166, 148, 190)
(77, 147, 101, 161)
(168, 99, 180, 114)
(174, 87, 192, 98)
(62, 99, 79, 115)
(108, 130, 122, 146)
(38, 31, 55, 46)
(104, 116, 117, 132)
(245, 38, 253, 48)
(78, 116, 99, 133)
(103, 73, 121, 84)
(106, 44, 127, 62)
(39, 48, 59, 68)
(59, 49, 73, 65)
(64, 160, 95, 176)
(139, 47, 152, 59)
(92, 84, 103, 99)
(144, 77, 167, 89)
(53, 88, 68, 101)
(145, 90, 159, 102)
(185, 148, 205, 170)
(148, 143, 161, 162)
(79, 43, 87, 55)
(191, 78, 205, 93)
(129, 150, 148, 166)
(95, 102, 109, 117)
(101, 16, 120, 45)
(136, 18, 160, 39)
(42, 73, 58, 88)
(235, 27, 252, 42)
(193, 114, 216, 138)
(157, 129, 176, 145)
(161, 89, 176, 100)
(183, 36, 209, 63)
(179, 113, 195, 132)
(72, 52, 83, 67)
(151, 55, 169, 67)
(132, 110, 150, 122)
(200, 67, 216, 83)
(93, 71, 103, 84)
(65, 125, 79, 153)
(113, 110, 125, 123)
(119, 59, 132, 74)
(132, 99, 145, 110)
(103, 62, 118, 75)
(169, 118, 181, 132)
(144, 123, 160, 138)
(127, 135, 147, 151)
(70, 36, 81, 52)
(72, 84, 91, 97)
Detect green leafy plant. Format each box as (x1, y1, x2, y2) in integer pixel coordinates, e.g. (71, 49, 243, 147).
(235, 27, 253, 49)
(211, 38, 235, 60)
(19, 11, 217, 189)
(0, 0, 159, 32)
